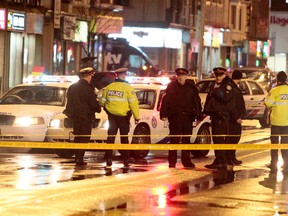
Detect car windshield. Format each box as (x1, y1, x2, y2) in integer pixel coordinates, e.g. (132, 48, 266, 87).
(0, 86, 67, 106)
(239, 69, 268, 81)
(196, 80, 214, 93)
(135, 89, 156, 110)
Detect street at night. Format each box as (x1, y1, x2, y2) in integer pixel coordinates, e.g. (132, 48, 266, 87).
(1, 121, 287, 215)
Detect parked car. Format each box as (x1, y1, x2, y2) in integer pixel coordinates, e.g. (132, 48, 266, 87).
(233, 67, 275, 91)
(0, 75, 79, 142)
(195, 78, 269, 127)
(0, 72, 117, 144)
(47, 77, 212, 159)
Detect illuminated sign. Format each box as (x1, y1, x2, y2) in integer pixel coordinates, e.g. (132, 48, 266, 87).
(203, 27, 222, 47)
(7, 11, 25, 31)
(74, 21, 88, 42)
(109, 27, 182, 49)
(0, 9, 6, 30)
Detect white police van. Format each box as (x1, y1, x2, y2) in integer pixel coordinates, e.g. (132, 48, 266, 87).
(47, 76, 212, 159)
(0, 75, 79, 142)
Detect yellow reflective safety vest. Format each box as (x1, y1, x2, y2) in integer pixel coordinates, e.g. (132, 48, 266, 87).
(265, 84, 288, 126)
(101, 79, 140, 119)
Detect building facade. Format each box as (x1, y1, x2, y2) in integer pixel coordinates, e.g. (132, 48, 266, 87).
(268, 0, 288, 72)
(0, 0, 270, 94)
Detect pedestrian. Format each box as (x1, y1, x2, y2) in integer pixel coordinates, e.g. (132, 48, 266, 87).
(160, 68, 202, 168)
(101, 67, 140, 167)
(203, 66, 238, 170)
(228, 70, 246, 165)
(63, 67, 101, 166)
(264, 71, 288, 174)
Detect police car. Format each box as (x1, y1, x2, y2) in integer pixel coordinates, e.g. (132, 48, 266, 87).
(0, 75, 79, 142)
(195, 78, 269, 127)
(47, 76, 212, 159)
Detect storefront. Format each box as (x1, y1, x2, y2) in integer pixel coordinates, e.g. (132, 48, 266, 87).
(0, 9, 43, 93)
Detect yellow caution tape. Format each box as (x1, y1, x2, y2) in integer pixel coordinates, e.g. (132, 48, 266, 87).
(0, 142, 288, 150)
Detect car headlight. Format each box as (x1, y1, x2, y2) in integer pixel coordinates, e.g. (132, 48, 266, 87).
(14, 117, 45, 126)
(49, 119, 61, 128)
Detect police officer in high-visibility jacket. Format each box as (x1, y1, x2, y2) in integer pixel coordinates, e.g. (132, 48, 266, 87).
(101, 68, 140, 167)
(265, 71, 288, 174)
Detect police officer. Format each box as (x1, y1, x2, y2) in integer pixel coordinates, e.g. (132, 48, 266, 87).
(265, 71, 288, 173)
(160, 68, 202, 168)
(63, 67, 101, 166)
(204, 66, 237, 170)
(101, 68, 140, 167)
(228, 70, 246, 165)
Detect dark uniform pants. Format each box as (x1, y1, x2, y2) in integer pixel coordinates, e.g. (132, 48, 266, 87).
(106, 113, 131, 161)
(73, 117, 92, 161)
(270, 125, 288, 167)
(168, 113, 193, 167)
(211, 116, 233, 164)
(228, 122, 242, 160)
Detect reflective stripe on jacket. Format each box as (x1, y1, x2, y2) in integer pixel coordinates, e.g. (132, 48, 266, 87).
(101, 79, 139, 119)
(265, 84, 288, 126)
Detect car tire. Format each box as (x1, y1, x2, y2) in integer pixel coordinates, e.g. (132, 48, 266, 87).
(191, 124, 211, 158)
(129, 125, 150, 159)
(55, 149, 76, 158)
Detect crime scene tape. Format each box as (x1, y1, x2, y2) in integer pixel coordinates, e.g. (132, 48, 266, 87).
(1, 141, 288, 150)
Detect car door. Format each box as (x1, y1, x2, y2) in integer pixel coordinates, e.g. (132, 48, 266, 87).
(241, 80, 266, 119)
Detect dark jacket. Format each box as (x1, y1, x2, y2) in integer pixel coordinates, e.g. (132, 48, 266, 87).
(203, 76, 235, 119)
(63, 79, 101, 120)
(230, 81, 246, 122)
(160, 80, 202, 120)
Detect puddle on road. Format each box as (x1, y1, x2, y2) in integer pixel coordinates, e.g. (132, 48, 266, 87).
(77, 168, 273, 216)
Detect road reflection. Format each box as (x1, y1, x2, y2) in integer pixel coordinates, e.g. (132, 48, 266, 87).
(11, 154, 151, 189)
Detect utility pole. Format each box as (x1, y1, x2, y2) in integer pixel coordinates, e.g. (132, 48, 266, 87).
(197, 0, 206, 80)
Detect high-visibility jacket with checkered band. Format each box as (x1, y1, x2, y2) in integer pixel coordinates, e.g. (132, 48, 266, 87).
(101, 79, 140, 119)
(265, 83, 288, 126)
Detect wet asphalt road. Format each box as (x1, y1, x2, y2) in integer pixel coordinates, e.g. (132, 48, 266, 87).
(1, 120, 287, 215)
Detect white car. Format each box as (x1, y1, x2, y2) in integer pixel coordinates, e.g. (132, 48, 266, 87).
(0, 75, 79, 142)
(47, 77, 212, 159)
(233, 66, 275, 91)
(195, 78, 269, 127)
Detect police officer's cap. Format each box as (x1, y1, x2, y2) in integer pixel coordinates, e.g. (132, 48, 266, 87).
(115, 68, 128, 74)
(175, 68, 189, 76)
(213, 66, 227, 72)
(79, 67, 95, 75)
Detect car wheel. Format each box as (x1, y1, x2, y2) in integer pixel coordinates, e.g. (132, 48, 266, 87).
(55, 149, 76, 158)
(130, 125, 150, 159)
(191, 124, 211, 158)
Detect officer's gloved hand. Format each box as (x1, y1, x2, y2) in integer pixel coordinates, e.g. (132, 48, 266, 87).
(161, 117, 168, 121)
(135, 119, 140, 124)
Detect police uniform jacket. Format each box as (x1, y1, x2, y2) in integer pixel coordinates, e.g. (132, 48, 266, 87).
(203, 76, 235, 119)
(160, 80, 202, 120)
(101, 79, 140, 119)
(63, 79, 101, 120)
(230, 81, 246, 122)
(265, 83, 288, 126)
